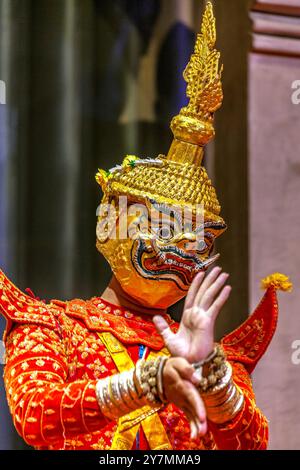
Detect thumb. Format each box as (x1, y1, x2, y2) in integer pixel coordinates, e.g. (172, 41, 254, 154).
(153, 316, 174, 342)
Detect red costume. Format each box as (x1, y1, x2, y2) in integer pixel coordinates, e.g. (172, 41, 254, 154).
(0, 268, 288, 450)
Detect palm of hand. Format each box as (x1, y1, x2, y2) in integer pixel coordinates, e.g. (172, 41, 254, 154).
(154, 267, 231, 364)
(166, 308, 214, 363)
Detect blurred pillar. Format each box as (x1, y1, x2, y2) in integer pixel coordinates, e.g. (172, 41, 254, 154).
(0, 0, 31, 450)
(250, 0, 300, 450)
(26, 0, 89, 299)
(0, 0, 30, 281)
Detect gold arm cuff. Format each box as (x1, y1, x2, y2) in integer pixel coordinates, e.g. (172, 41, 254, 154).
(95, 357, 167, 421)
(96, 371, 146, 420)
(200, 362, 245, 424)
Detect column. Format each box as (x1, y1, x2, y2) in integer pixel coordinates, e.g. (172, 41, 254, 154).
(250, 0, 300, 450)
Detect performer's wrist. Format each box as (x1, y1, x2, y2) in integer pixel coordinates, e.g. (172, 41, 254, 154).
(95, 356, 167, 420)
(200, 362, 244, 424)
(193, 346, 244, 424)
(193, 344, 227, 390)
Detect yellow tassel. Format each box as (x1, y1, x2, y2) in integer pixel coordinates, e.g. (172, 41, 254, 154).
(261, 273, 293, 292)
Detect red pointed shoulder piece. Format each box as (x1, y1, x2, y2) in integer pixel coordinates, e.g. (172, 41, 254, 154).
(221, 273, 292, 374)
(0, 269, 57, 340)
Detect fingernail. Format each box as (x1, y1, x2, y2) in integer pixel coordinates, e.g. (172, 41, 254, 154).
(196, 421, 202, 436)
(190, 422, 196, 440)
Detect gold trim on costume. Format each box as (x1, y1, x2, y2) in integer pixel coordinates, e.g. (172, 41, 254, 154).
(98, 332, 172, 450)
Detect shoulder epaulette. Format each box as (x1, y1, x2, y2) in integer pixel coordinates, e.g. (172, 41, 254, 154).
(0, 269, 57, 340)
(222, 273, 292, 373)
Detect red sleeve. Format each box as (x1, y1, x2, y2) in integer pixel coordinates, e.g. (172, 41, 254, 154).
(208, 362, 269, 450)
(3, 323, 110, 448)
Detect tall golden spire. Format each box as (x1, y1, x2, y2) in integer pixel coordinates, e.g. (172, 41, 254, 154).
(96, 2, 224, 220)
(167, 1, 223, 166)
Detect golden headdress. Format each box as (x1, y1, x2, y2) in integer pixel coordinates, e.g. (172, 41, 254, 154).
(96, 2, 223, 222)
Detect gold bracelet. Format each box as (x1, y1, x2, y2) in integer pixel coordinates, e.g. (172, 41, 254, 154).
(117, 371, 137, 410)
(109, 374, 132, 414)
(127, 368, 139, 402)
(206, 392, 244, 424)
(96, 377, 118, 419)
(200, 362, 244, 424)
(201, 362, 233, 401)
(193, 344, 227, 393)
(139, 357, 166, 405)
(157, 356, 168, 403)
(133, 359, 145, 398)
(95, 356, 168, 420)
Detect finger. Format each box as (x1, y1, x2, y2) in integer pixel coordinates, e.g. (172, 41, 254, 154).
(190, 419, 198, 440)
(194, 266, 222, 306)
(182, 383, 207, 424)
(199, 272, 229, 311)
(183, 271, 205, 311)
(193, 418, 208, 439)
(153, 316, 175, 343)
(197, 418, 207, 437)
(182, 407, 199, 440)
(163, 362, 181, 400)
(198, 420, 207, 436)
(191, 368, 202, 386)
(209, 285, 232, 320)
(183, 406, 207, 439)
(165, 363, 206, 423)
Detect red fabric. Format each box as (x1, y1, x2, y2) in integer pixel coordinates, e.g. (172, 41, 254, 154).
(221, 286, 279, 374)
(0, 269, 273, 450)
(208, 362, 268, 449)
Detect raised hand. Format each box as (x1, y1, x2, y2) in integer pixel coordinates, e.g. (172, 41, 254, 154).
(153, 267, 231, 363)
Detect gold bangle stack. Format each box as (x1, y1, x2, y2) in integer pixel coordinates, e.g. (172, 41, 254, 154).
(95, 356, 168, 420)
(194, 344, 227, 392)
(138, 356, 168, 404)
(201, 362, 244, 424)
(193, 346, 244, 424)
